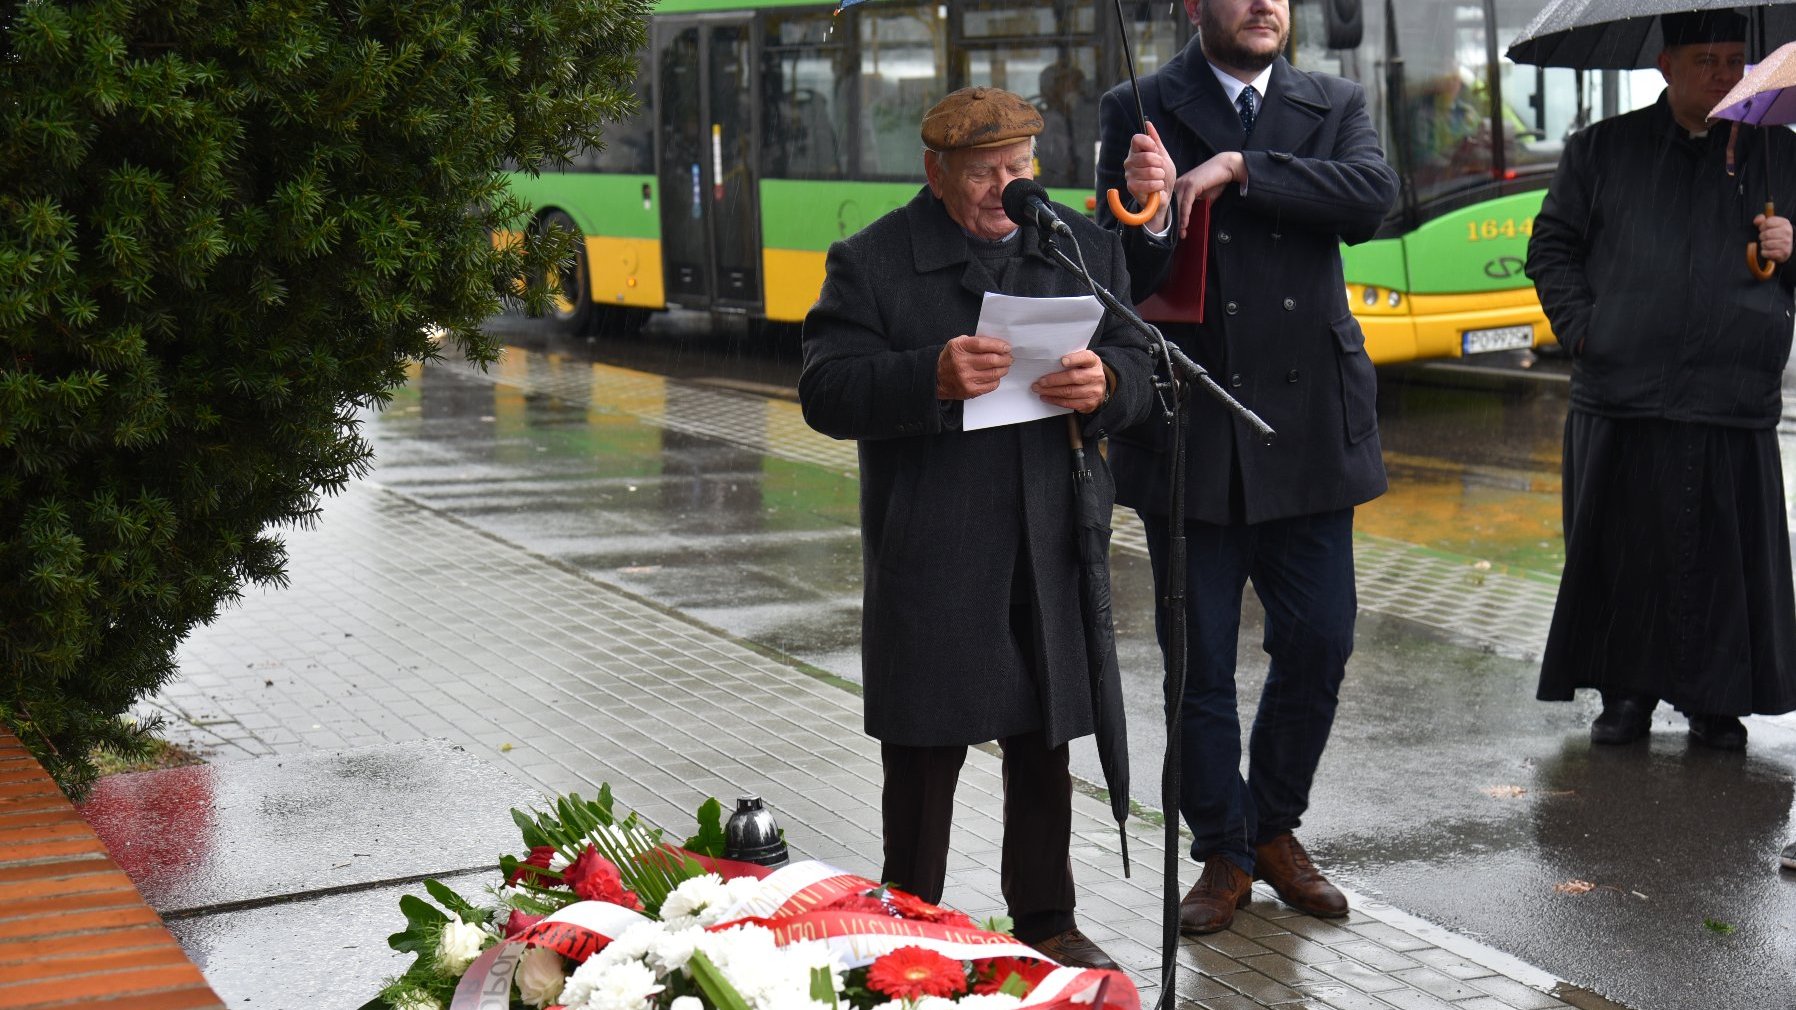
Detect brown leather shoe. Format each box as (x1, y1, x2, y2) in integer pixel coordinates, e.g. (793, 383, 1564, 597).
(1253, 833, 1347, 918)
(1178, 857, 1253, 935)
(1026, 927, 1118, 970)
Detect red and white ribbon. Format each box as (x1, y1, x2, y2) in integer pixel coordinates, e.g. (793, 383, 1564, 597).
(450, 901, 650, 1010)
(1020, 968, 1140, 1010)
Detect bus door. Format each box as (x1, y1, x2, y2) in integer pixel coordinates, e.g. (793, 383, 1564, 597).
(654, 16, 764, 315)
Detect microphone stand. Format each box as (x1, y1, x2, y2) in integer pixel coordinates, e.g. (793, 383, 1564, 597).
(1034, 225, 1273, 1010)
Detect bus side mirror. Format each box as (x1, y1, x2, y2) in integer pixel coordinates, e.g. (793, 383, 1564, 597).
(1324, 0, 1363, 49)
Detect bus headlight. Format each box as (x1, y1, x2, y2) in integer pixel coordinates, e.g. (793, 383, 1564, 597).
(1387, 290, 1401, 308)
(1362, 286, 1379, 306)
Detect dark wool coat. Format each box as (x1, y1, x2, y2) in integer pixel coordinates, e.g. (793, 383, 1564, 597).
(1095, 43, 1399, 524)
(1527, 92, 1796, 427)
(799, 188, 1154, 748)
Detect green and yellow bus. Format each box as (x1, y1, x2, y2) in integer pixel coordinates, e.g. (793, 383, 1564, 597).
(508, 0, 1649, 363)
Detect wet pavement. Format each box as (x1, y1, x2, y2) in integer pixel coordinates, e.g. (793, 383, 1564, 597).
(123, 312, 1796, 1009)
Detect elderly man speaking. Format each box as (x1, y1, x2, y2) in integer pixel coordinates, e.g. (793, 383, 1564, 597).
(799, 87, 1153, 970)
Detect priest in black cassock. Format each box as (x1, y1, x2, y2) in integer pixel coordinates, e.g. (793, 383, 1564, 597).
(1527, 9, 1796, 751)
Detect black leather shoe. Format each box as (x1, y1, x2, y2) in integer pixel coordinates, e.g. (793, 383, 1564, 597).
(1026, 927, 1118, 970)
(1688, 714, 1747, 751)
(1591, 693, 1655, 745)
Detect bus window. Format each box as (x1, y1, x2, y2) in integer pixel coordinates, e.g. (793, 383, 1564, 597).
(1119, 0, 1185, 79)
(763, 10, 851, 180)
(955, 1, 1098, 189)
(859, 3, 947, 180)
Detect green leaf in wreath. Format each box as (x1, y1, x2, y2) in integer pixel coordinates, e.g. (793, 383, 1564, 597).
(423, 879, 481, 924)
(684, 797, 727, 858)
(513, 807, 548, 849)
(810, 965, 839, 1009)
(997, 972, 1031, 997)
(689, 950, 753, 1010)
(389, 893, 448, 954)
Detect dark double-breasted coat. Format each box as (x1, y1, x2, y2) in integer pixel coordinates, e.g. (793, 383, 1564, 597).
(799, 188, 1154, 749)
(1095, 43, 1399, 524)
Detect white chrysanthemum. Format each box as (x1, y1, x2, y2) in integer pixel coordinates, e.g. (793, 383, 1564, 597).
(954, 994, 1025, 1010)
(670, 997, 704, 1010)
(779, 938, 841, 979)
(561, 958, 665, 1010)
(914, 996, 960, 1010)
(516, 946, 568, 1008)
(721, 874, 768, 908)
(865, 1002, 905, 1010)
(697, 928, 842, 1010)
(587, 921, 666, 972)
(435, 914, 489, 976)
(391, 992, 442, 1010)
(644, 925, 705, 974)
(660, 874, 727, 925)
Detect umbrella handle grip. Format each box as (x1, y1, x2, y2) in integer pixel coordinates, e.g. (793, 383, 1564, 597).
(1106, 188, 1162, 228)
(1750, 201, 1778, 281)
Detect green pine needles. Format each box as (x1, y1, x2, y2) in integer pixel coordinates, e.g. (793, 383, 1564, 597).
(0, 0, 649, 795)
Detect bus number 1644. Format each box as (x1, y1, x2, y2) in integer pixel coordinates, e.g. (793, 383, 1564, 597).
(1466, 217, 1534, 241)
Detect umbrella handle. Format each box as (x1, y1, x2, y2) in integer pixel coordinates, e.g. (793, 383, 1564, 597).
(1750, 201, 1778, 281)
(1106, 188, 1162, 228)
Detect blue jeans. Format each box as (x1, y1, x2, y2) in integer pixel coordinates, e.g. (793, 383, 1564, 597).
(1141, 508, 1357, 873)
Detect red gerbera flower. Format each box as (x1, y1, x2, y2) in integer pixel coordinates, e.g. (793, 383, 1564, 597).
(563, 847, 644, 910)
(507, 845, 558, 886)
(867, 946, 970, 1000)
(973, 956, 1055, 995)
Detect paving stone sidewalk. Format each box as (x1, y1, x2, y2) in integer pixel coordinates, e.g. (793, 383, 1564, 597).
(151, 478, 1615, 1010)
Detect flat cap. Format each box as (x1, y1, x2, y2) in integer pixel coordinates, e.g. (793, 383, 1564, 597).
(921, 87, 1043, 152)
(1661, 9, 1746, 48)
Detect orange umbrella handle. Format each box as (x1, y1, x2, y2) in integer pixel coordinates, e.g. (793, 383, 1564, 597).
(1750, 200, 1778, 281)
(1106, 188, 1162, 228)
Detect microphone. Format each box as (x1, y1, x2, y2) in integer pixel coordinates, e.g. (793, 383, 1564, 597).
(1002, 178, 1075, 240)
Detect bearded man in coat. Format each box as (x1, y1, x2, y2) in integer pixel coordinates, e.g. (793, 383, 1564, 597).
(799, 87, 1153, 970)
(1093, 0, 1397, 933)
(1527, 10, 1796, 751)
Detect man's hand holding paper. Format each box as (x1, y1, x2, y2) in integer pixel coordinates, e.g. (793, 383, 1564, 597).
(956, 292, 1107, 431)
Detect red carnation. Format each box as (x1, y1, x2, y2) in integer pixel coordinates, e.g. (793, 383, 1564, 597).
(563, 847, 643, 910)
(507, 845, 558, 886)
(973, 956, 1054, 995)
(505, 908, 547, 938)
(867, 946, 970, 1000)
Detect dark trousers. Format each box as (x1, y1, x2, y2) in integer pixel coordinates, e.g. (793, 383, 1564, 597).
(879, 730, 1075, 943)
(1141, 508, 1356, 873)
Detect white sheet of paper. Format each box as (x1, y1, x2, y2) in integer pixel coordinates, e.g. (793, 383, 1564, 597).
(961, 292, 1106, 432)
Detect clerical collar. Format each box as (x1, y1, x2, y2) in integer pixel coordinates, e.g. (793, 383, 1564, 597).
(1209, 61, 1273, 107)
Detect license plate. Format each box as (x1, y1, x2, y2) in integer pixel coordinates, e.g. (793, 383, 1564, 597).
(1461, 324, 1534, 355)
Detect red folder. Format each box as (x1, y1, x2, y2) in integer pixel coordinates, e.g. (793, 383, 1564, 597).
(1134, 198, 1208, 324)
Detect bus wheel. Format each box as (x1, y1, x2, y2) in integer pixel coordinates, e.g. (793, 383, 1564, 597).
(533, 210, 594, 336)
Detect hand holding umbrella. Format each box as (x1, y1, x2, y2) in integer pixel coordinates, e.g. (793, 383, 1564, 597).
(1710, 40, 1796, 279)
